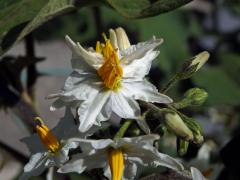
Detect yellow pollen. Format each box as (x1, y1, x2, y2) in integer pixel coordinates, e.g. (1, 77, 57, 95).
(97, 36, 123, 90)
(108, 148, 124, 180)
(34, 117, 60, 153)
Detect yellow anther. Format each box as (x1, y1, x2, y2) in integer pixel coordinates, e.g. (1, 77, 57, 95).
(96, 41, 102, 53)
(97, 35, 123, 90)
(34, 117, 60, 153)
(108, 148, 124, 180)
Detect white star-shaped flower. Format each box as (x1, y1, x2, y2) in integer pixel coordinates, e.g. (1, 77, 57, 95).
(20, 108, 103, 180)
(48, 27, 172, 132)
(58, 134, 184, 180)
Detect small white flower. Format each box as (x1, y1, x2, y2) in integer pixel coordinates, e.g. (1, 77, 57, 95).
(58, 134, 184, 180)
(48, 27, 172, 132)
(20, 108, 104, 180)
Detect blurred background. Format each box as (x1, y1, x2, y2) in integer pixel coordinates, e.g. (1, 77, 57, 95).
(1, 0, 240, 179)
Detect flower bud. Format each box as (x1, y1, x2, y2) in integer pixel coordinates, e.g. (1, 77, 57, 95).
(190, 51, 210, 71)
(177, 138, 189, 156)
(164, 110, 193, 141)
(179, 51, 210, 80)
(184, 88, 208, 106)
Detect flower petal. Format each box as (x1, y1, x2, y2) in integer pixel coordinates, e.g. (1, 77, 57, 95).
(122, 50, 159, 79)
(78, 91, 111, 132)
(19, 153, 48, 180)
(111, 91, 141, 119)
(122, 79, 172, 103)
(66, 137, 112, 153)
(65, 35, 103, 70)
(191, 167, 206, 180)
(120, 37, 163, 64)
(125, 137, 184, 171)
(122, 161, 138, 180)
(58, 151, 107, 174)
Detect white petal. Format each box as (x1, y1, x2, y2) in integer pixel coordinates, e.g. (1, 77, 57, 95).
(48, 75, 100, 102)
(65, 138, 112, 153)
(19, 153, 48, 180)
(122, 161, 138, 180)
(109, 112, 122, 126)
(125, 136, 184, 171)
(122, 79, 172, 103)
(58, 152, 107, 174)
(122, 50, 159, 79)
(46, 167, 54, 180)
(21, 134, 46, 154)
(52, 107, 77, 139)
(94, 96, 112, 126)
(65, 35, 103, 70)
(191, 167, 206, 180)
(116, 134, 160, 148)
(120, 37, 163, 64)
(111, 91, 141, 119)
(78, 91, 111, 132)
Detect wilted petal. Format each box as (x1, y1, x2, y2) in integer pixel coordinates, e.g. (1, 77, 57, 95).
(122, 80, 172, 103)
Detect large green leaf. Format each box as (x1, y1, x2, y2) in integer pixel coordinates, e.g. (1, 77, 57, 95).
(0, 0, 77, 55)
(0, 0, 48, 54)
(105, 0, 192, 18)
(192, 67, 240, 106)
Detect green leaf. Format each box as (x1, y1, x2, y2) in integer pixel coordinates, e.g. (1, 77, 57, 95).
(0, 0, 77, 55)
(0, 0, 48, 54)
(105, 0, 193, 18)
(192, 67, 240, 105)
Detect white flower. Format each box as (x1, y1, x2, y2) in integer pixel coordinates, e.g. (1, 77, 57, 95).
(48, 27, 172, 132)
(57, 134, 184, 180)
(20, 108, 104, 180)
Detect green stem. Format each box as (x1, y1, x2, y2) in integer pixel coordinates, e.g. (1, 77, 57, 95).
(114, 120, 133, 140)
(161, 74, 179, 94)
(172, 98, 190, 109)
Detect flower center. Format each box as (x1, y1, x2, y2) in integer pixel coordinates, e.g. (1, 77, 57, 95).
(96, 35, 123, 90)
(34, 117, 60, 153)
(108, 148, 124, 180)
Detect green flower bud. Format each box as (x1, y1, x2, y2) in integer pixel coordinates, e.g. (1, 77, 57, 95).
(184, 88, 208, 106)
(177, 138, 189, 156)
(180, 114, 204, 145)
(193, 132, 204, 144)
(164, 110, 193, 141)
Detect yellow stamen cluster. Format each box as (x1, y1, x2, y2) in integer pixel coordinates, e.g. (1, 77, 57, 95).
(108, 148, 124, 180)
(96, 35, 123, 90)
(34, 117, 60, 153)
